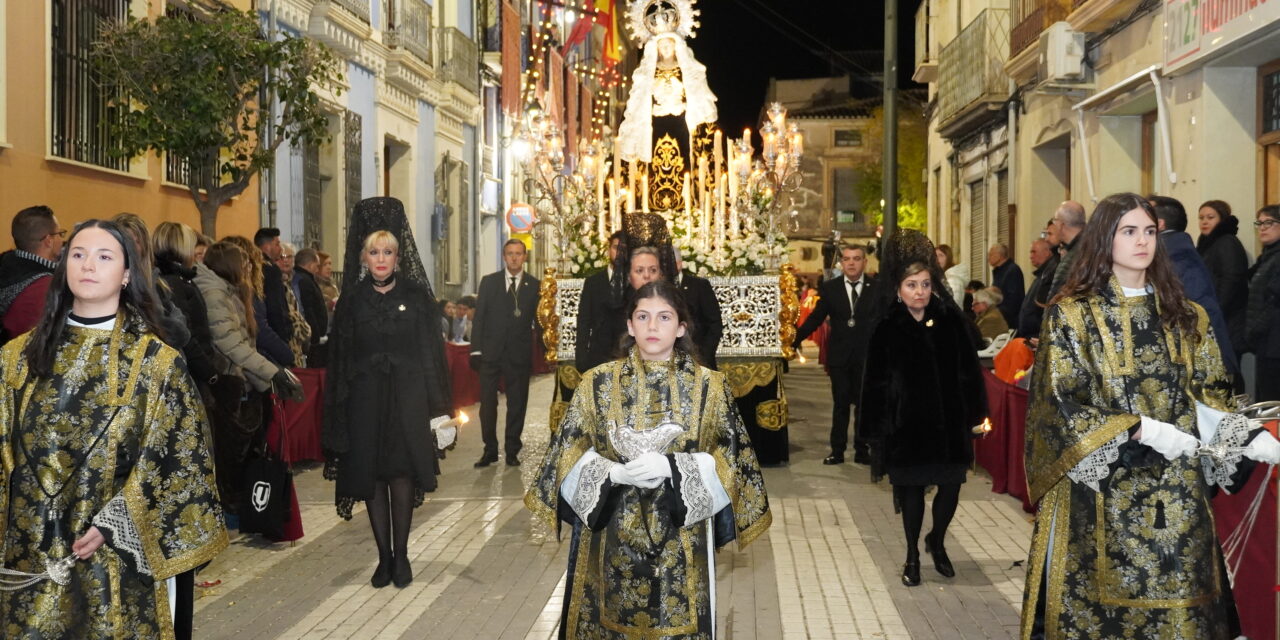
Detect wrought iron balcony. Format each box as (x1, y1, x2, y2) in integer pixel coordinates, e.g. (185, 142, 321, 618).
(331, 0, 370, 23)
(438, 26, 479, 94)
(936, 8, 1010, 138)
(1011, 0, 1071, 56)
(386, 0, 432, 64)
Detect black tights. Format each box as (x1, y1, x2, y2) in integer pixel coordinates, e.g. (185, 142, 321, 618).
(894, 484, 961, 559)
(366, 476, 416, 563)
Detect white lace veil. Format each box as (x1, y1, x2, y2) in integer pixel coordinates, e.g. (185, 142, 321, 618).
(616, 34, 718, 163)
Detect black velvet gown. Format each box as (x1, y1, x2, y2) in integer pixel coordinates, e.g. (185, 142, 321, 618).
(323, 278, 451, 519)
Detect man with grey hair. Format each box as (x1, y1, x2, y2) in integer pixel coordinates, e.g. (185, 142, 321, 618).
(673, 247, 723, 370)
(1017, 238, 1058, 338)
(1050, 200, 1087, 297)
(988, 243, 1024, 327)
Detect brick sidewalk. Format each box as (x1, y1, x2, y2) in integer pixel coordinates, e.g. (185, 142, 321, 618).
(194, 358, 1033, 639)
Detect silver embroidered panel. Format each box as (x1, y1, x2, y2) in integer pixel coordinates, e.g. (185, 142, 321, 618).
(552, 275, 784, 361)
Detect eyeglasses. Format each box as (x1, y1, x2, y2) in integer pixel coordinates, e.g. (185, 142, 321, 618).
(1256, 219, 1280, 231)
(45, 229, 67, 240)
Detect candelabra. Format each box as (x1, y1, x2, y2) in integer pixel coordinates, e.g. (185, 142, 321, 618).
(733, 102, 804, 271)
(511, 106, 608, 274)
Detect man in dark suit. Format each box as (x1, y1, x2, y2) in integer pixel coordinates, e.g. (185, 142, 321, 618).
(988, 243, 1024, 327)
(1149, 195, 1240, 379)
(793, 244, 875, 465)
(294, 248, 331, 365)
(575, 231, 625, 374)
(1016, 238, 1058, 339)
(674, 249, 723, 369)
(254, 227, 294, 343)
(471, 239, 541, 467)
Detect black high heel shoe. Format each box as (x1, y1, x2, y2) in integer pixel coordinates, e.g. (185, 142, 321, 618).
(901, 551, 921, 587)
(392, 554, 413, 588)
(924, 532, 955, 578)
(370, 556, 392, 588)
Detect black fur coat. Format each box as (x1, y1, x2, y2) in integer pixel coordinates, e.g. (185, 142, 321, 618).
(857, 297, 987, 485)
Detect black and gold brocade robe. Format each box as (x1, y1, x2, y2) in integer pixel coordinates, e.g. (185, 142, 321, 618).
(525, 349, 771, 639)
(1021, 282, 1246, 639)
(0, 320, 227, 639)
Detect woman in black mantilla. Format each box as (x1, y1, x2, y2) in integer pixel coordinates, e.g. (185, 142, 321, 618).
(857, 229, 987, 587)
(322, 197, 452, 589)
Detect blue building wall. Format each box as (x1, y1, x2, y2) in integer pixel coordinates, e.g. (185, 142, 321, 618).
(417, 101, 437, 272)
(345, 62, 379, 201)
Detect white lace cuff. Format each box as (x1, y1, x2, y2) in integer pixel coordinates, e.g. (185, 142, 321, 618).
(673, 452, 731, 527)
(1200, 410, 1254, 488)
(561, 451, 614, 522)
(92, 495, 151, 576)
(1066, 431, 1126, 492)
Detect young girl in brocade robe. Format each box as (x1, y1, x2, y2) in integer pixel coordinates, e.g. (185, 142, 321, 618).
(526, 281, 771, 639)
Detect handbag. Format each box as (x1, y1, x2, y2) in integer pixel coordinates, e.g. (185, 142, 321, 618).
(238, 394, 294, 540)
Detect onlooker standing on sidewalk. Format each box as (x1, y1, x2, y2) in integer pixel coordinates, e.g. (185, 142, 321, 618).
(253, 228, 294, 346)
(0, 205, 63, 342)
(1017, 238, 1058, 338)
(987, 243, 1024, 327)
(1050, 201, 1087, 298)
(471, 239, 540, 467)
(294, 248, 331, 366)
(1197, 199, 1250, 355)
(1247, 204, 1280, 401)
(1150, 195, 1239, 379)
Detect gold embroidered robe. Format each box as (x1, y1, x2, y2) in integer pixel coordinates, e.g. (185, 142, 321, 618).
(1021, 282, 1238, 639)
(525, 349, 771, 639)
(0, 319, 228, 639)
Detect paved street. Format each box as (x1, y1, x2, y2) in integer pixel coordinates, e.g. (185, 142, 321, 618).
(193, 355, 1033, 639)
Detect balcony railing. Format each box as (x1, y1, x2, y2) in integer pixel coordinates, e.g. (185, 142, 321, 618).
(937, 9, 1010, 128)
(386, 0, 432, 64)
(331, 0, 370, 23)
(438, 27, 479, 94)
(1011, 0, 1071, 56)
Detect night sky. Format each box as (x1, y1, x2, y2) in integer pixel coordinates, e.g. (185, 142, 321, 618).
(686, 0, 919, 134)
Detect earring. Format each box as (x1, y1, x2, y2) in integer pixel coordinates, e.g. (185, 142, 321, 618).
(896, 295, 902, 303)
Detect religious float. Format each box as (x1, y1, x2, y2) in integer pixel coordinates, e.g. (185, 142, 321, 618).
(515, 0, 805, 459)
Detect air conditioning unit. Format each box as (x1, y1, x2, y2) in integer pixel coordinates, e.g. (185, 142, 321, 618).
(1039, 22, 1085, 83)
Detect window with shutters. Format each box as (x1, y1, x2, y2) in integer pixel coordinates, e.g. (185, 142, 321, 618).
(996, 169, 1010, 251)
(969, 179, 986, 282)
(50, 0, 131, 170)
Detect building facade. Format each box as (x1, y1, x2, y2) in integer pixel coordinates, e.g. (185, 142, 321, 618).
(0, 0, 262, 247)
(920, 0, 1280, 286)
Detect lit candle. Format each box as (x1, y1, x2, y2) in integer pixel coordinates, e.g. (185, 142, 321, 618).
(727, 144, 738, 202)
(608, 178, 619, 231)
(641, 171, 649, 213)
(713, 129, 723, 186)
(683, 172, 692, 220)
(613, 138, 622, 190)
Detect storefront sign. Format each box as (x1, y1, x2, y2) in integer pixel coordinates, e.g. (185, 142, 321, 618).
(1165, 0, 1280, 73)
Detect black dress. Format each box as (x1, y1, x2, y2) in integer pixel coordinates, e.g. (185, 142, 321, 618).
(324, 278, 451, 518)
(858, 298, 986, 485)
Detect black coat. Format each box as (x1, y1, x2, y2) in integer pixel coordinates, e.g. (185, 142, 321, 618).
(575, 270, 625, 373)
(991, 259, 1025, 327)
(157, 260, 227, 385)
(261, 255, 294, 343)
(472, 269, 540, 367)
(1247, 242, 1280, 358)
(1197, 220, 1249, 353)
(793, 274, 876, 388)
(679, 271, 723, 370)
(857, 299, 986, 485)
(1016, 254, 1058, 338)
(1163, 230, 1238, 374)
(294, 269, 329, 349)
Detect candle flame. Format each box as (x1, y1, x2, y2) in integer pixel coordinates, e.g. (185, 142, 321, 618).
(798, 354, 807, 364)
(458, 411, 470, 425)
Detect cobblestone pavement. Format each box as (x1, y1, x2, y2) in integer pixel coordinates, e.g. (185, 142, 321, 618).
(193, 354, 1033, 639)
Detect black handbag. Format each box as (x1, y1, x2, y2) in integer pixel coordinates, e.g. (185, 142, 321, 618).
(237, 452, 292, 539)
(238, 393, 293, 539)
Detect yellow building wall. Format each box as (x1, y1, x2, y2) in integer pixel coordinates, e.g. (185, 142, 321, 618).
(0, 0, 261, 251)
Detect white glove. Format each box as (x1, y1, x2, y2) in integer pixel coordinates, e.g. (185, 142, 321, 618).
(1137, 416, 1199, 461)
(429, 415, 455, 449)
(624, 452, 672, 489)
(608, 463, 637, 486)
(1243, 431, 1280, 465)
